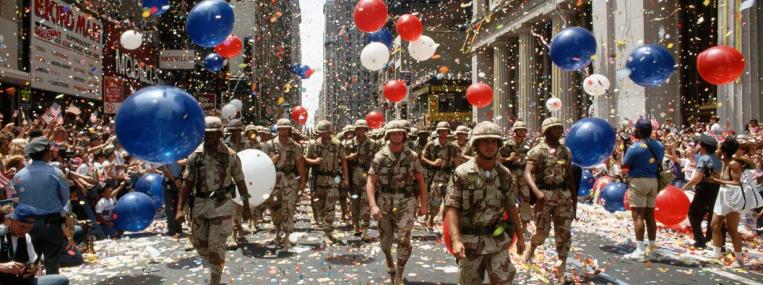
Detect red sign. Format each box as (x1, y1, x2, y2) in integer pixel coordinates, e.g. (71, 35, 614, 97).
(103, 76, 123, 114)
(196, 93, 216, 114)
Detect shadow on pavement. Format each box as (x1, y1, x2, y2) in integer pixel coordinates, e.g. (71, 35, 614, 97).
(240, 243, 296, 259)
(166, 256, 203, 269)
(324, 253, 376, 265)
(95, 274, 164, 285)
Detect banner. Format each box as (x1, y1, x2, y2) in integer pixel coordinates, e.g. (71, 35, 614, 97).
(30, 0, 103, 100)
(160, 50, 196, 69)
(196, 93, 216, 113)
(103, 76, 123, 114)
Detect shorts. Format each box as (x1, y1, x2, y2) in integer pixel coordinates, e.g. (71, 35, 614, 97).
(629, 177, 658, 208)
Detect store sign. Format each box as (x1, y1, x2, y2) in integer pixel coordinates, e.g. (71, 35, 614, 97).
(103, 76, 122, 114)
(196, 93, 216, 113)
(160, 50, 196, 69)
(30, 0, 103, 100)
(102, 23, 160, 98)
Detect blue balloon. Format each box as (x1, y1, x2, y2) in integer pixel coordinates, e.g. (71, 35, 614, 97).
(135, 173, 165, 208)
(565, 118, 616, 168)
(186, 0, 235, 48)
(204, 53, 225, 72)
(114, 192, 157, 232)
(578, 170, 595, 196)
(290, 63, 301, 75)
(626, 44, 676, 87)
(115, 86, 205, 164)
(298, 64, 309, 76)
(601, 182, 628, 213)
(142, 0, 170, 16)
(368, 28, 394, 48)
(549, 27, 597, 71)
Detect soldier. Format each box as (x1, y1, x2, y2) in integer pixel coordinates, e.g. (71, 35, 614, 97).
(305, 120, 349, 244)
(247, 126, 271, 233)
(223, 119, 249, 248)
(338, 124, 356, 223)
(344, 119, 380, 241)
(256, 126, 273, 154)
(499, 121, 533, 226)
(265, 119, 307, 250)
(367, 120, 428, 284)
(420, 122, 462, 230)
(243, 125, 259, 149)
(454, 125, 470, 151)
(176, 116, 252, 285)
(444, 121, 525, 284)
(523, 117, 577, 280)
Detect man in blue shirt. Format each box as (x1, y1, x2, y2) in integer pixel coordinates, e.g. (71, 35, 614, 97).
(12, 137, 70, 274)
(622, 118, 664, 261)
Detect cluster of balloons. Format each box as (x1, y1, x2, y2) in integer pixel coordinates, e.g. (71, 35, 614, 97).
(565, 118, 616, 168)
(114, 192, 157, 232)
(383, 80, 407, 103)
(142, 0, 170, 17)
(290, 64, 315, 79)
(120, 30, 143, 51)
(235, 150, 276, 208)
(221, 99, 243, 120)
(365, 111, 384, 129)
(135, 173, 165, 209)
(291, 106, 308, 125)
(465, 82, 493, 108)
(115, 86, 205, 164)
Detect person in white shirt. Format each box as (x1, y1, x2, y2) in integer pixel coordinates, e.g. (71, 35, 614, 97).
(95, 182, 125, 238)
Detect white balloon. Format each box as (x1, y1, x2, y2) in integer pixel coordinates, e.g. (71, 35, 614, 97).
(408, 35, 439, 61)
(229, 99, 243, 111)
(221, 103, 237, 120)
(360, 42, 390, 71)
(583, 74, 611, 96)
(120, 30, 143, 50)
(234, 149, 276, 207)
(546, 97, 562, 111)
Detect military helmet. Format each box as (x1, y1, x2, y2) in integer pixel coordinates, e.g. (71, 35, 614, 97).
(316, 120, 333, 134)
(469, 121, 504, 148)
(227, 119, 244, 131)
(256, 126, 270, 134)
(541, 117, 564, 134)
(354, 119, 370, 130)
(384, 120, 407, 139)
(512, 121, 528, 131)
(409, 127, 418, 137)
(455, 125, 470, 135)
(245, 124, 257, 132)
(342, 124, 354, 133)
(436, 121, 451, 131)
(276, 118, 292, 129)
(430, 130, 437, 140)
(401, 120, 412, 130)
(205, 116, 224, 132)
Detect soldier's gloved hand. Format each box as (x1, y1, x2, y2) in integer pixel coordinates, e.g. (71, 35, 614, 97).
(371, 206, 382, 220)
(175, 212, 186, 224)
(452, 241, 466, 260)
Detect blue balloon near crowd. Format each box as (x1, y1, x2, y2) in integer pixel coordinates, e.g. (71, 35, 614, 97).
(626, 44, 676, 87)
(601, 182, 628, 213)
(142, 0, 170, 16)
(135, 173, 165, 208)
(290, 63, 301, 75)
(204, 53, 225, 72)
(186, 0, 235, 47)
(114, 192, 157, 232)
(578, 170, 595, 196)
(565, 118, 616, 168)
(368, 28, 394, 48)
(549, 27, 597, 71)
(115, 86, 205, 164)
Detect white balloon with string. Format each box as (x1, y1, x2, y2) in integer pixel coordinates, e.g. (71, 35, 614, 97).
(221, 103, 237, 120)
(546, 97, 562, 111)
(408, 35, 439, 61)
(120, 30, 143, 50)
(234, 149, 276, 207)
(229, 99, 243, 111)
(583, 74, 611, 96)
(360, 42, 390, 71)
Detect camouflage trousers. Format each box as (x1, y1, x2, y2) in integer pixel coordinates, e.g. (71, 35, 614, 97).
(350, 168, 371, 230)
(429, 172, 450, 216)
(511, 170, 532, 223)
(313, 180, 340, 232)
(378, 193, 416, 272)
(458, 249, 516, 285)
(190, 198, 234, 276)
(530, 190, 574, 259)
(266, 173, 300, 236)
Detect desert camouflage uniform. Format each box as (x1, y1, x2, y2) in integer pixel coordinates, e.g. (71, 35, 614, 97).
(183, 142, 245, 277)
(499, 138, 533, 223)
(306, 138, 346, 233)
(344, 135, 380, 233)
(265, 137, 303, 242)
(445, 160, 516, 284)
(422, 139, 461, 216)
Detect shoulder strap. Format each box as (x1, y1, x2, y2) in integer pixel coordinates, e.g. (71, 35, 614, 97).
(643, 140, 663, 173)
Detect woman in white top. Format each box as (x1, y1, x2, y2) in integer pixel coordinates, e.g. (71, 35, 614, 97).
(708, 136, 744, 266)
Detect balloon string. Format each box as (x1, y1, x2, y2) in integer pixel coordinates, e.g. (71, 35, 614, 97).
(529, 30, 550, 49)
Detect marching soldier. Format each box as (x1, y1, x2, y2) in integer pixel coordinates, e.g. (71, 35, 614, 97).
(344, 119, 380, 241)
(444, 121, 525, 284)
(367, 120, 428, 284)
(256, 126, 273, 153)
(523, 117, 577, 280)
(248, 126, 271, 233)
(338, 124, 355, 223)
(176, 117, 252, 285)
(305, 120, 349, 244)
(243, 124, 259, 149)
(223, 119, 249, 248)
(421, 122, 462, 231)
(499, 121, 533, 226)
(454, 125, 470, 151)
(265, 118, 307, 250)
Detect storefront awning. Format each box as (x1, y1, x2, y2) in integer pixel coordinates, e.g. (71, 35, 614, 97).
(0, 68, 30, 85)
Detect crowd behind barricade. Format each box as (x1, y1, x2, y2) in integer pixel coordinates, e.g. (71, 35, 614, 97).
(0, 112, 761, 284)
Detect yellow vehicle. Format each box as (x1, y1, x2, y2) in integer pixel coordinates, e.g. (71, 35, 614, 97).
(411, 79, 472, 126)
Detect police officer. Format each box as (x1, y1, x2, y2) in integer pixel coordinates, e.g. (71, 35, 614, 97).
(176, 117, 252, 285)
(500, 121, 533, 226)
(444, 121, 525, 284)
(421, 122, 462, 231)
(224, 119, 249, 248)
(344, 119, 380, 241)
(305, 120, 349, 244)
(265, 119, 307, 250)
(13, 136, 70, 274)
(367, 120, 428, 284)
(523, 117, 577, 280)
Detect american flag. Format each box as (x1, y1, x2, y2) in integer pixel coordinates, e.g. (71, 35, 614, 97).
(66, 105, 81, 116)
(0, 174, 10, 189)
(41, 103, 61, 124)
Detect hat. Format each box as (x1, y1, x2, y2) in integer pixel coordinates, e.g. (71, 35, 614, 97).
(227, 119, 244, 130)
(24, 136, 53, 155)
(512, 121, 528, 131)
(245, 125, 257, 132)
(541, 117, 563, 135)
(205, 116, 224, 132)
(10, 204, 40, 222)
(699, 134, 718, 147)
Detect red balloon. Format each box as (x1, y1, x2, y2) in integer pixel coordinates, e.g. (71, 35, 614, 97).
(396, 14, 423, 41)
(303, 68, 315, 79)
(214, 35, 243, 58)
(383, 80, 407, 103)
(291, 106, 308, 125)
(697, 45, 745, 85)
(365, 111, 384, 129)
(354, 0, 388, 33)
(466, 82, 493, 108)
(654, 185, 690, 226)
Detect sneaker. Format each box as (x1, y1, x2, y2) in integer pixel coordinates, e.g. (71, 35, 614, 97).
(703, 249, 721, 260)
(625, 249, 646, 261)
(645, 245, 658, 260)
